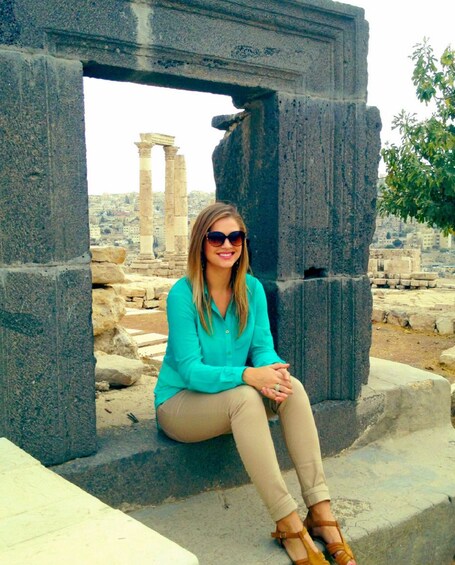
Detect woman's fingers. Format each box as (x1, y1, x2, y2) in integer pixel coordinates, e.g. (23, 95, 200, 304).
(261, 387, 289, 402)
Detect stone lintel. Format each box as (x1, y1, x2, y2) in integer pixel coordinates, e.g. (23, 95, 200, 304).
(12, 0, 369, 101)
(140, 133, 175, 147)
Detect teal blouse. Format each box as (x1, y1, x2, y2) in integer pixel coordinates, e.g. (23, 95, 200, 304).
(154, 273, 285, 409)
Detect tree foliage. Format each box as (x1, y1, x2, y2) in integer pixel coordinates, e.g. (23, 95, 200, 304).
(380, 41, 455, 233)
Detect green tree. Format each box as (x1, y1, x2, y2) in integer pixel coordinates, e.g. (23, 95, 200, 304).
(380, 41, 455, 233)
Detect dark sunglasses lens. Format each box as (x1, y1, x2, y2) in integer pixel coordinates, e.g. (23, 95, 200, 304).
(207, 232, 226, 246)
(228, 231, 245, 246)
(207, 231, 245, 247)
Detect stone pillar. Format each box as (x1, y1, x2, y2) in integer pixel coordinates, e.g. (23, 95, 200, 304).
(135, 141, 154, 259)
(213, 93, 381, 402)
(174, 154, 189, 255)
(163, 145, 179, 254)
(0, 51, 96, 465)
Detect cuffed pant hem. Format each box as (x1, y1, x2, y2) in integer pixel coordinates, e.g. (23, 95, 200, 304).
(269, 495, 298, 522)
(303, 486, 331, 509)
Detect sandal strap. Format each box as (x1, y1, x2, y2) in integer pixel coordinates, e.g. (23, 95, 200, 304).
(327, 541, 354, 565)
(271, 527, 329, 564)
(307, 518, 339, 528)
(271, 526, 308, 541)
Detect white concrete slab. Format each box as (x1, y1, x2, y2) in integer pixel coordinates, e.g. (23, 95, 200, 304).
(0, 438, 198, 565)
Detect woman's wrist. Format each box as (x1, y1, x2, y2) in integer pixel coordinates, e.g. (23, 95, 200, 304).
(242, 367, 255, 385)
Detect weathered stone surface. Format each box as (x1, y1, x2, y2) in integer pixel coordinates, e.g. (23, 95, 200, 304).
(264, 276, 371, 403)
(436, 316, 455, 335)
(0, 265, 96, 465)
(408, 313, 436, 332)
(387, 310, 409, 327)
(144, 299, 160, 309)
(371, 309, 386, 323)
(94, 353, 144, 387)
(91, 263, 125, 285)
(0, 51, 89, 265)
(92, 288, 126, 336)
(451, 383, 455, 417)
(439, 346, 455, 370)
(411, 272, 438, 281)
(214, 91, 380, 401)
(215, 94, 380, 280)
(94, 326, 139, 359)
(4, 0, 368, 102)
(91, 246, 126, 264)
(111, 283, 146, 298)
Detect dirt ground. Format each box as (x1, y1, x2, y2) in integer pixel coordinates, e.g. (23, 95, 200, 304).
(96, 310, 455, 430)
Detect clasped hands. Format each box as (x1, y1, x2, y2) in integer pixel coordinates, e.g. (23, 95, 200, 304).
(242, 363, 292, 404)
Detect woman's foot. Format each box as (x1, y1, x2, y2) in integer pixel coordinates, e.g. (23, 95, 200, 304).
(274, 511, 329, 564)
(305, 501, 356, 565)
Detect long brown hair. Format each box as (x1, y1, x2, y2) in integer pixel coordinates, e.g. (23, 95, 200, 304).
(187, 202, 250, 335)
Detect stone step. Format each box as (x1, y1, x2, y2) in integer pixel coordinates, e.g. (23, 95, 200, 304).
(139, 344, 167, 357)
(130, 425, 455, 565)
(124, 328, 144, 336)
(51, 359, 455, 564)
(0, 439, 198, 565)
(133, 332, 168, 347)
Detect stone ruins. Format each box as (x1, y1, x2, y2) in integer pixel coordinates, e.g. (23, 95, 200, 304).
(130, 133, 188, 278)
(368, 249, 439, 289)
(0, 0, 380, 465)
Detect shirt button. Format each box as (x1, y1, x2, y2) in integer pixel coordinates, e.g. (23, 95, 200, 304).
(225, 329, 230, 334)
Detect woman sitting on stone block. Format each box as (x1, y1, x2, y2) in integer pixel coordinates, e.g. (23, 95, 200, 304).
(154, 202, 356, 565)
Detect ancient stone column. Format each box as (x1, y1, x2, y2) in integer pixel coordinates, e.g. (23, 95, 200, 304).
(135, 141, 154, 259)
(163, 145, 179, 254)
(0, 51, 96, 465)
(174, 153, 189, 255)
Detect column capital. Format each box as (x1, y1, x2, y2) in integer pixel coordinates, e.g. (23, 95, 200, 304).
(163, 145, 179, 160)
(135, 141, 154, 157)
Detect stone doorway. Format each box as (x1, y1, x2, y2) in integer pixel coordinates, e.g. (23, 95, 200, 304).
(0, 0, 380, 465)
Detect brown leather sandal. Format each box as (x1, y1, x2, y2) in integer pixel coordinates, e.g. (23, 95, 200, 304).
(303, 514, 356, 565)
(271, 525, 330, 565)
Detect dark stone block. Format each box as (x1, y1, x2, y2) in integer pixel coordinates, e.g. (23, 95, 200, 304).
(264, 276, 371, 403)
(215, 93, 380, 278)
(0, 265, 96, 465)
(52, 399, 361, 507)
(0, 51, 89, 265)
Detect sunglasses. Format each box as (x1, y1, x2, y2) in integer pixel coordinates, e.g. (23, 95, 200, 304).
(206, 230, 246, 247)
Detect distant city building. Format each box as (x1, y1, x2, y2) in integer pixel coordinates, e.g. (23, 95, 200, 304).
(88, 190, 215, 255)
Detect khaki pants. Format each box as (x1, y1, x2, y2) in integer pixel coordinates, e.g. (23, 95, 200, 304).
(157, 377, 330, 522)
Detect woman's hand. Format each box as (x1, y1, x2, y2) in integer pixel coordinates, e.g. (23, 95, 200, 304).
(243, 363, 292, 403)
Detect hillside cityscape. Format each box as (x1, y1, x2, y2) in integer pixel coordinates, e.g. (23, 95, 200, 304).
(89, 186, 455, 276)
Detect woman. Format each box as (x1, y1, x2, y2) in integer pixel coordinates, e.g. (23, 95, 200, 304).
(154, 202, 356, 565)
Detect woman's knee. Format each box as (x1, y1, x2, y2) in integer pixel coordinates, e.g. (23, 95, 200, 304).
(282, 377, 312, 409)
(227, 384, 265, 416)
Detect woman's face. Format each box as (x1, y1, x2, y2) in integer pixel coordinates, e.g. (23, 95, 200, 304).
(203, 216, 243, 272)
